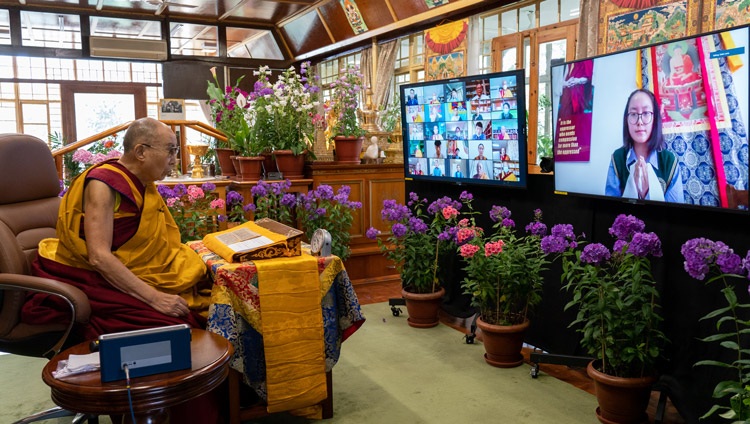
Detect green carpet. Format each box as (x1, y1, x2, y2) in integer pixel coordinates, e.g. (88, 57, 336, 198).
(0, 302, 599, 423)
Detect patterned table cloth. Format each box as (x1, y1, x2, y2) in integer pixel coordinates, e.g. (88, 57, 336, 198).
(187, 241, 365, 402)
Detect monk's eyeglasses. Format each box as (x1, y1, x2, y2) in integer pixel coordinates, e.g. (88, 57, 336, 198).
(141, 144, 179, 156)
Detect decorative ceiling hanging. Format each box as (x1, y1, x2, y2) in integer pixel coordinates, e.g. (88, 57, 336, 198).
(425, 20, 468, 55)
(608, 0, 657, 9)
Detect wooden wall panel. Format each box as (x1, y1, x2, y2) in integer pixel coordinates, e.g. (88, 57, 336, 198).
(391, 0, 430, 21)
(318, 1, 356, 42)
(308, 163, 404, 285)
(279, 10, 333, 58)
(355, 0, 396, 30)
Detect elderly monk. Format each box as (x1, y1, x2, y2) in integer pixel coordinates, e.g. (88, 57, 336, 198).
(22, 117, 211, 339)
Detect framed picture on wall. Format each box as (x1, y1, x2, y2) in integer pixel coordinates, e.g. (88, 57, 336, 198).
(158, 98, 186, 120)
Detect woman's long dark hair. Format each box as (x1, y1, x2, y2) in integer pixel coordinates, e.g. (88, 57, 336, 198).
(622, 88, 665, 153)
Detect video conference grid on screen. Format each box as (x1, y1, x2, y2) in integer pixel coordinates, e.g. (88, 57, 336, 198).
(552, 25, 749, 212)
(401, 72, 526, 187)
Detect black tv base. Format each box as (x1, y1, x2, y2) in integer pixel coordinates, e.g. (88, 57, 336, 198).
(388, 298, 405, 316)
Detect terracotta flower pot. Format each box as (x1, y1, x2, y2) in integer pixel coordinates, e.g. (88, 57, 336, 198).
(476, 316, 529, 368)
(401, 287, 445, 328)
(235, 156, 264, 181)
(272, 150, 306, 179)
(333, 136, 364, 164)
(587, 361, 657, 424)
(215, 148, 237, 177)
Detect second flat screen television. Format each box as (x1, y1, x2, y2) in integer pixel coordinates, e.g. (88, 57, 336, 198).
(551, 25, 749, 212)
(400, 69, 527, 188)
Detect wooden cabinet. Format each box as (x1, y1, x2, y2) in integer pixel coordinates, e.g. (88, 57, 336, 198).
(307, 163, 405, 286)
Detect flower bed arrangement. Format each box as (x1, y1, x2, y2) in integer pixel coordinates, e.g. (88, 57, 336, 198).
(157, 182, 224, 243)
(681, 237, 750, 421)
(298, 184, 362, 261)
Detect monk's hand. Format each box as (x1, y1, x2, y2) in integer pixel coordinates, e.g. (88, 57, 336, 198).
(635, 156, 650, 199)
(153, 292, 190, 317)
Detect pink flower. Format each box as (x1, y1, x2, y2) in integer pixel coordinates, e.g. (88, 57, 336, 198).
(210, 198, 225, 209)
(166, 197, 179, 207)
(456, 227, 476, 244)
(460, 244, 480, 258)
(442, 206, 458, 220)
(485, 240, 505, 256)
(187, 185, 205, 201)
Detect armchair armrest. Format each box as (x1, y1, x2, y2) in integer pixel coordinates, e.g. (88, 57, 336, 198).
(0, 273, 90, 324)
(0, 273, 91, 358)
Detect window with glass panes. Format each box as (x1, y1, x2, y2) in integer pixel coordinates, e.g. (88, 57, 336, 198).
(317, 52, 362, 103)
(393, 33, 425, 93)
(1, 55, 162, 138)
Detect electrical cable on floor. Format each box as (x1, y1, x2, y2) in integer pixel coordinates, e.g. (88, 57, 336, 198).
(123, 364, 136, 424)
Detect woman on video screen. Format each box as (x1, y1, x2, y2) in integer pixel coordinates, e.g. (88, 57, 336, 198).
(604, 89, 683, 203)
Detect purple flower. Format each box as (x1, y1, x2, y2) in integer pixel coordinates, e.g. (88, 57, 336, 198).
(366, 227, 381, 240)
(502, 218, 515, 228)
(157, 184, 174, 198)
(392, 223, 407, 238)
(525, 221, 547, 237)
(226, 190, 244, 205)
(681, 238, 716, 280)
(428, 196, 461, 215)
(408, 217, 428, 234)
(717, 251, 743, 275)
(533, 208, 543, 221)
(744, 251, 750, 279)
(459, 191, 473, 201)
(280, 193, 297, 208)
(541, 235, 569, 254)
(315, 185, 335, 200)
(613, 239, 628, 253)
(489, 205, 511, 222)
(627, 232, 662, 258)
(201, 182, 216, 192)
(251, 183, 268, 197)
(550, 224, 575, 241)
(580, 243, 611, 265)
(609, 214, 645, 241)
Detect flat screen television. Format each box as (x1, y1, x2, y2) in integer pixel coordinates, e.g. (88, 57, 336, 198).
(400, 69, 528, 188)
(551, 25, 750, 212)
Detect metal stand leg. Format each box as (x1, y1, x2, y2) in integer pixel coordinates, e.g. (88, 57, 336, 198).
(388, 298, 405, 317)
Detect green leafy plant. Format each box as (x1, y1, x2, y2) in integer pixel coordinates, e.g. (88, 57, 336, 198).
(157, 182, 224, 243)
(325, 64, 366, 140)
(458, 208, 549, 326)
(297, 184, 362, 261)
(246, 179, 298, 227)
(681, 237, 750, 421)
(542, 214, 669, 378)
(206, 67, 249, 151)
(366, 191, 475, 294)
(379, 97, 402, 135)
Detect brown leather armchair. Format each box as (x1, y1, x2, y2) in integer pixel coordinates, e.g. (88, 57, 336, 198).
(0, 133, 92, 423)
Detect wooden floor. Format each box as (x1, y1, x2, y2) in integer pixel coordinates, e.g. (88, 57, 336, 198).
(354, 280, 686, 424)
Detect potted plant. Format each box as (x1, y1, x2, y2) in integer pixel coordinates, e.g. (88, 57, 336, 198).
(542, 214, 669, 424)
(457, 207, 549, 367)
(206, 67, 251, 177)
(297, 184, 362, 262)
(156, 182, 225, 243)
(246, 179, 298, 228)
(247, 63, 321, 179)
(366, 191, 474, 328)
(325, 63, 367, 164)
(680, 238, 750, 422)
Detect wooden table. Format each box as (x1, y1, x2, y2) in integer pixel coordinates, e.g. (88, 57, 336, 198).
(42, 329, 233, 423)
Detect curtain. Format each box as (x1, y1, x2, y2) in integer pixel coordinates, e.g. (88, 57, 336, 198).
(576, 0, 599, 59)
(360, 47, 373, 109)
(372, 39, 399, 113)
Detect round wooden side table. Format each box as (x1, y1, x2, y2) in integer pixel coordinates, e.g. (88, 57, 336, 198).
(42, 329, 232, 423)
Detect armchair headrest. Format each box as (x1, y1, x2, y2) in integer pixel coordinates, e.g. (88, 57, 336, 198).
(0, 134, 61, 205)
